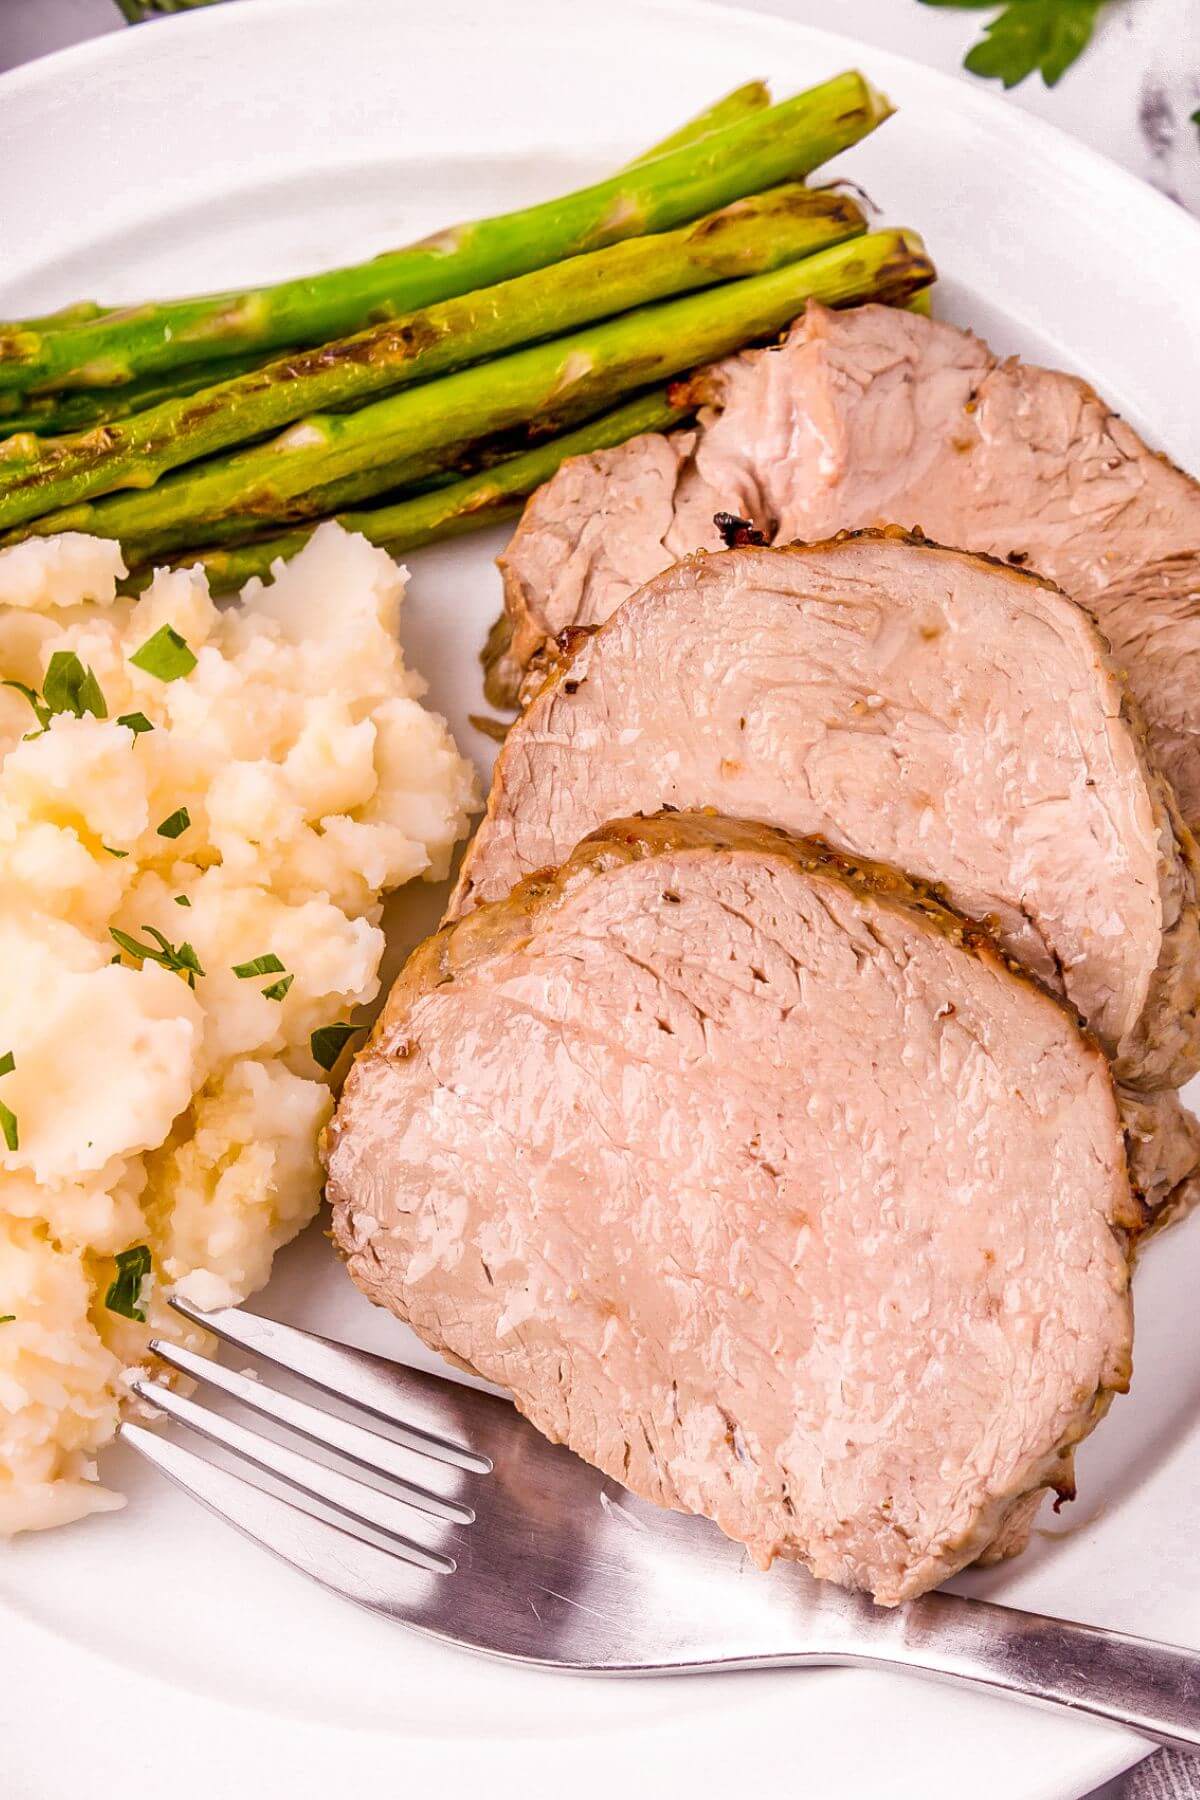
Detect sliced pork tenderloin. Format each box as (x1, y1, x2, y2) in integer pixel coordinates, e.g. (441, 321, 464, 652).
(1120, 1085, 1200, 1226)
(489, 426, 724, 704)
(457, 534, 1200, 1096)
(327, 812, 1136, 1607)
(492, 304, 1200, 832)
(1098, 559, 1200, 830)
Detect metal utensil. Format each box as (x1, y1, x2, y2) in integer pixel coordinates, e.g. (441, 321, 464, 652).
(121, 1295, 1200, 1747)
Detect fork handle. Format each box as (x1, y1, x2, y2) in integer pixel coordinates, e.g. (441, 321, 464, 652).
(837, 1589, 1200, 1749)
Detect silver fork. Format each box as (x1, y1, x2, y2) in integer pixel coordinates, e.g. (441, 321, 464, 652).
(122, 1294, 1200, 1747)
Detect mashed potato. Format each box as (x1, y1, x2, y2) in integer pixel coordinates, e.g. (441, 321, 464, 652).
(0, 525, 477, 1532)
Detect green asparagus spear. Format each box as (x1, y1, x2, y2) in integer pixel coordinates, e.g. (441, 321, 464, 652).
(0, 350, 283, 436)
(0, 89, 779, 471)
(114, 438, 560, 557)
(0, 72, 891, 395)
(631, 81, 771, 164)
(13, 301, 112, 333)
(0, 184, 864, 528)
(0, 84, 767, 359)
(12, 229, 931, 562)
(124, 455, 489, 553)
(134, 390, 694, 589)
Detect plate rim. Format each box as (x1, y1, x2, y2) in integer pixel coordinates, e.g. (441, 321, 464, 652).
(0, 2, 1187, 1796)
(3, 0, 1198, 265)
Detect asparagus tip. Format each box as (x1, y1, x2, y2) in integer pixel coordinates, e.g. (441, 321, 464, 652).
(862, 75, 896, 128)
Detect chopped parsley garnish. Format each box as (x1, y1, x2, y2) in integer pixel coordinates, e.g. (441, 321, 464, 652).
(105, 1244, 152, 1322)
(43, 650, 108, 720)
(3, 678, 51, 732)
(116, 711, 154, 735)
(156, 806, 191, 840)
(232, 953, 291, 1000)
(232, 953, 286, 980)
(104, 845, 129, 858)
(310, 1022, 362, 1071)
(0, 1051, 17, 1153)
(174, 893, 191, 907)
(4, 651, 107, 734)
(916, 0, 1108, 89)
(109, 925, 205, 988)
(130, 624, 197, 682)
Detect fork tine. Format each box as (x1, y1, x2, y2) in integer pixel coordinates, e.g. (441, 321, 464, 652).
(169, 1295, 490, 1472)
(149, 1337, 474, 1522)
(131, 1376, 458, 1569)
(119, 1420, 447, 1609)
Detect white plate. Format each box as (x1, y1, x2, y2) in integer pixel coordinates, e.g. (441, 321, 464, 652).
(2, 4, 1199, 1797)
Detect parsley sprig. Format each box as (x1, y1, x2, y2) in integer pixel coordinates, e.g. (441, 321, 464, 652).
(130, 624, 197, 682)
(110, 925, 205, 988)
(917, 0, 1111, 89)
(4, 650, 108, 734)
(114, 1, 228, 23)
(233, 953, 293, 1002)
(310, 1022, 363, 1071)
(0, 1050, 17, 1154)
(232, 953, 286, 980)
(156, 806, 191, 840)
(105, 1245, 152, 1322)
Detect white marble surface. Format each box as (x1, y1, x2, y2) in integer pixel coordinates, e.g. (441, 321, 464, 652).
(749, 0, 1200, 212)
(0, 1, 1197, 1795)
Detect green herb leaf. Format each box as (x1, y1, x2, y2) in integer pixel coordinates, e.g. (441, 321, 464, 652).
(4, 653, 108, 732)
(156, 806, 191, 840)
(174, 893, 191, 907)
(2, 678, 51, 732)
(310, 1022, 362, 1071)
(43, 650, 108, 720)
(105, 1244, 152, 1322)
(130, 624, 197, 682)
(104, 845, 129, 858)
(0, 1316, 14, 1325)
(0, 1053, 17, 1153)
(232, 953, 286, 979)
(115, 0, 230, 21)
(116, 710, 154, 735)
(916, 0, 1107, 87)
(110, 925, 205, 987)
(262, 973, 294, 1002)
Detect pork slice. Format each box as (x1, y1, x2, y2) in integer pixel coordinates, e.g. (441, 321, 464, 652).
(1097, 558, 1200, 830)
(1120, 1085, 1200, 1226)
(488, 430, 724, 704)
(327, 811, 1135, 1607)
(494, 304, 1200, 829)
(456, 533, 1200, 1094)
